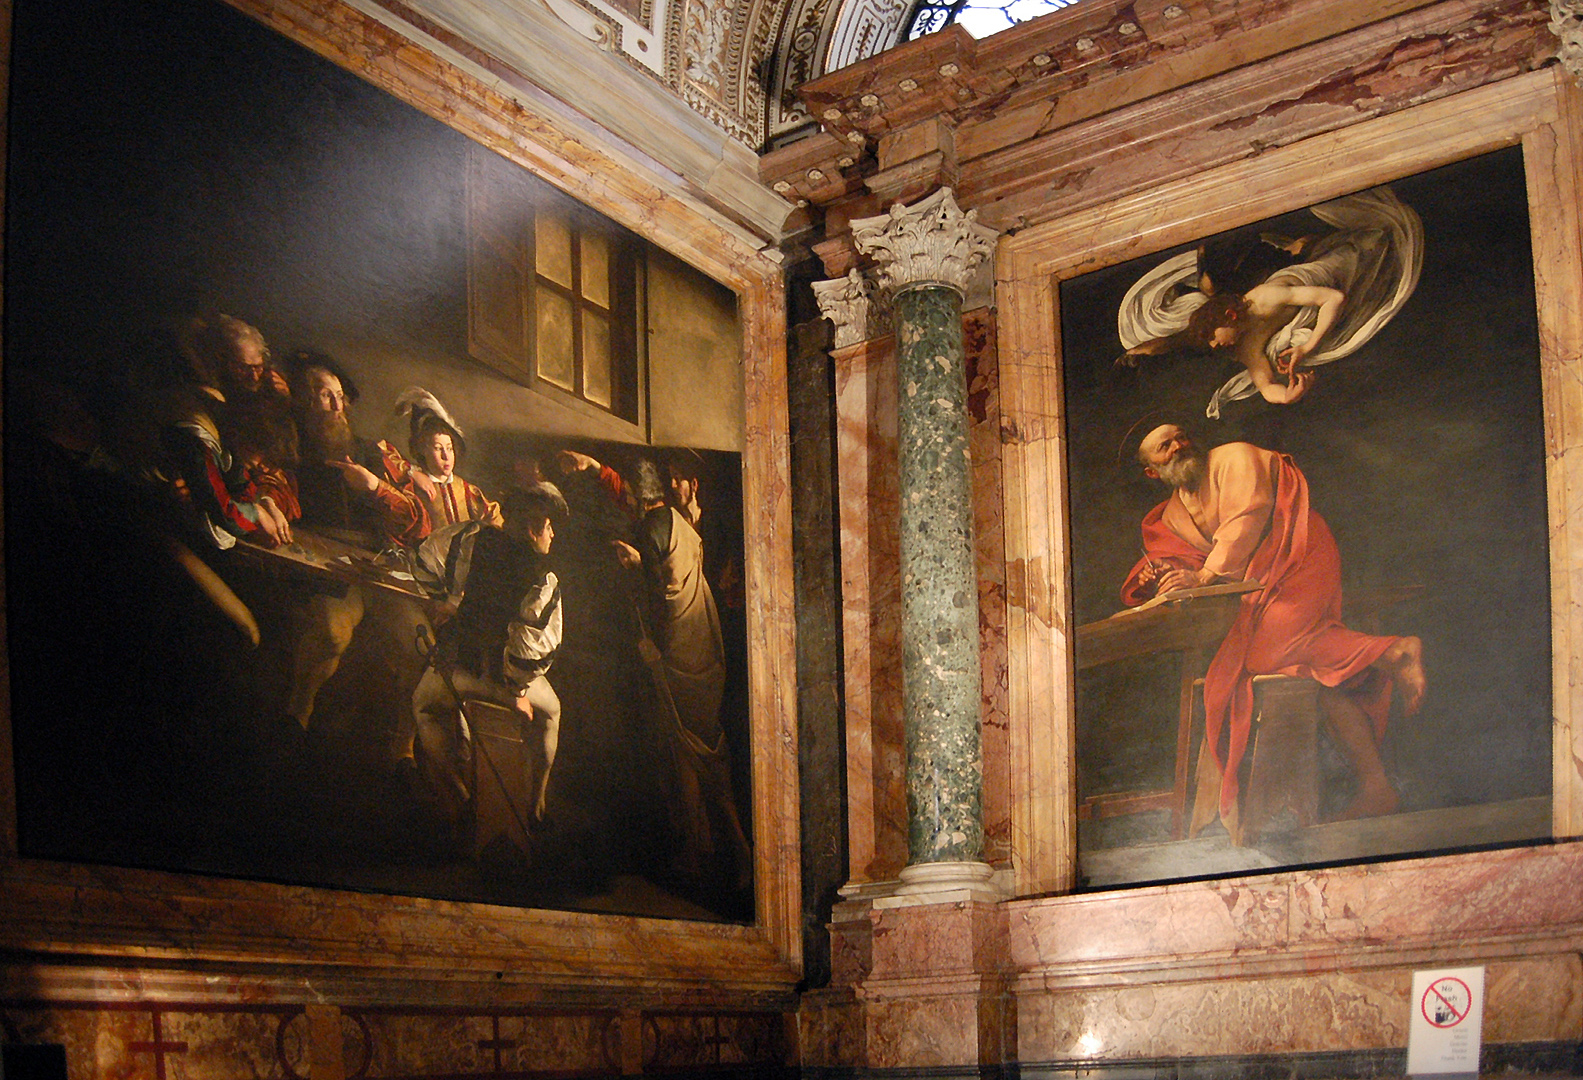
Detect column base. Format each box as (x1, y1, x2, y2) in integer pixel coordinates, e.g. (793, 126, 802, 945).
(873, 860, 1008, 909)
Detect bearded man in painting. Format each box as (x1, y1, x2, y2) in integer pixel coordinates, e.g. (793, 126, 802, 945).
(1123, 423, 1427, 833)
(282, 352, 425, 736)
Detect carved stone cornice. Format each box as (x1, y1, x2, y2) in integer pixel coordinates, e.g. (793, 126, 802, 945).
(849, 187, 996, 299)
(1555, 0, 1583, 82)
(812, 268, 893, 348)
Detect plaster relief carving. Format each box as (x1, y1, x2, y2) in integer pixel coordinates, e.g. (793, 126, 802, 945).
(814, 268, 893, 347)
(1553, 0, 1583, 81)
(685, 0, 733, 95)
(851, 187, 997, 298)
(539, 0, 622, 52)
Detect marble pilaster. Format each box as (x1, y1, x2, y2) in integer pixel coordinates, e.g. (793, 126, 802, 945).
(850, 188, 1000, 896)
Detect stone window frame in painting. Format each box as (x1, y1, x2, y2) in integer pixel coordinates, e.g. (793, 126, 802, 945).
(466, 144, 646, 433)
(994, 68, 1583, 898)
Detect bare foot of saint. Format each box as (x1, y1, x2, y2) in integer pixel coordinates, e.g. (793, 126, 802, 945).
(1379, 636, 1426, 715)
(1338, 776, 1400, 821)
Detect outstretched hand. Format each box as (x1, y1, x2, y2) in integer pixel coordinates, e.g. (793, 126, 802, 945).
(254, 495, 293, 547)
(326, 456, 380, 494)
(1282, 369, 1315, 403)
(611, 539, 641, 570)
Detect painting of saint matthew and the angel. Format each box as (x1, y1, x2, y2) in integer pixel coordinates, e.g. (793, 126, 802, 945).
(1060, 147, 1552, 888)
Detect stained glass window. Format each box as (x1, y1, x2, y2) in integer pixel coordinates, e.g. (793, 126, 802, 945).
(904, 0, 1082, 40)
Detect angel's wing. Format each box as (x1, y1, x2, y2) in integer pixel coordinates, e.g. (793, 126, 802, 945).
(1117, 250, 1204, 351)
(1206, 186, 1423, 418)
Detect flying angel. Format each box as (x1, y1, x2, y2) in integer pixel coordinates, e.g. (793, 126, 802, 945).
(1117, 186, 1424, 418)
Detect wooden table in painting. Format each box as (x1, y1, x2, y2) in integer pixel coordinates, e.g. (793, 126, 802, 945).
(1076, 582, 1422, 844)
(1076, 583, 1255, 841)
(225, 527, 436, 604)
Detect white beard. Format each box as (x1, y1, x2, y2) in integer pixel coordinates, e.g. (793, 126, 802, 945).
(1156, 451, 1206, 490)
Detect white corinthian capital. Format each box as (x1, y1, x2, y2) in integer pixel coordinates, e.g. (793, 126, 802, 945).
(812, 269, 892, 349)
(1554, 0, 1583, 82)
(850, 187, 998, 301)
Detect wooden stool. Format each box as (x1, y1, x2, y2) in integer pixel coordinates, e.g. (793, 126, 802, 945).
(462, 699, 533, 860)
(1189, 674, 1321, 846)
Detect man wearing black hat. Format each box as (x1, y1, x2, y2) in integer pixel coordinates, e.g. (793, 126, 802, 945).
(408, 482, 568, 821)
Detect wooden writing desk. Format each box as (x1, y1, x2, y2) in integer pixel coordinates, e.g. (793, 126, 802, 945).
(1077, 585, 1255, 839)
(1075, 582, 1421, 840)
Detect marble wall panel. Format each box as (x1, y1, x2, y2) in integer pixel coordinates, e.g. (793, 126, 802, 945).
(644, 1011, 786, 1070)
(1285, 845, 1583, 948)
(167, 1011, 295, 1079)
(1009, 875, 1293, 970)
(865, 993, 987, 1069)
(798, 989, 861, 1068)
(829, 904, 876, 986)
(1009, 845, 1583, 974)
(0, 999, 785, 1077)
(834, 337, 909, 884)
(1016, 954, 1582, 1062)
(868, 902, 987, 980)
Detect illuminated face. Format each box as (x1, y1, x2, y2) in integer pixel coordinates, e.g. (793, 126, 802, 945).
(527, 516, 554, 555)
(1140, 424, 1191, 470)
(669, 471, 696, 507)
(305, 368, 348, 417)
(420, 432, 455, 480)
(226, 336, 269, 391)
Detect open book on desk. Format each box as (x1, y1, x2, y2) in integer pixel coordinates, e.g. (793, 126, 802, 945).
(1128, 578, 1263, 612)
(1078, 578, 1264, 670)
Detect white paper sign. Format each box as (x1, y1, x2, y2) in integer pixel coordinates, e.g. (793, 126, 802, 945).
(1407, 966, 1485, 1075)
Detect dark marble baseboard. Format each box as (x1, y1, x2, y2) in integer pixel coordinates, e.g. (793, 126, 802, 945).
(801, 1041, 1583, 1080)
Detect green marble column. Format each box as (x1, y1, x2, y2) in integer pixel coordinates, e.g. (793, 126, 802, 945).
(849, 189, 1000, 897)
(893, 281, 985, 865)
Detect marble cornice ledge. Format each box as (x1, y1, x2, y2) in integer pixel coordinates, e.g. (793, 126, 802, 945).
(762, 0, 1447, 207)
(0, 962, 800, 1011)
(0, 859, 799, 999)
(344, 0, 795, 243)
(1005, 842, 1583, 991)
(959, 0, 1555, 231)
(763, 0, 1551, 234)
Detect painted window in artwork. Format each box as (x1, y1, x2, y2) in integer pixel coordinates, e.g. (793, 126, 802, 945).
(467, 147, 640, 425)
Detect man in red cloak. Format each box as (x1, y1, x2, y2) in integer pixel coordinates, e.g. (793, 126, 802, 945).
(1121, 424, 1426, 830)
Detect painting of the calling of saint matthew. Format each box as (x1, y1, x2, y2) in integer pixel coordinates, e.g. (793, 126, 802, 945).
(1061, 147, 1553, 888)
(4, 0, 756, 922)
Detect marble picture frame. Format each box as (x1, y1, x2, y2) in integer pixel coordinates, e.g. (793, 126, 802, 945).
(996, 68, 1583, 897)
(0, 0, 801, 999)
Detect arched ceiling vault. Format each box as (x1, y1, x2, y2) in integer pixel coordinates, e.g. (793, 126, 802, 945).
(363, 0, 906, 240)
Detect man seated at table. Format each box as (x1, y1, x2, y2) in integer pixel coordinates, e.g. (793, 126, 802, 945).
(160, 314, 298, 550)
(391, 386, 503, 535)
(281, 351, 426, 735)
(1122, 422, 1426, 831)
(409, 482, 567, 821)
